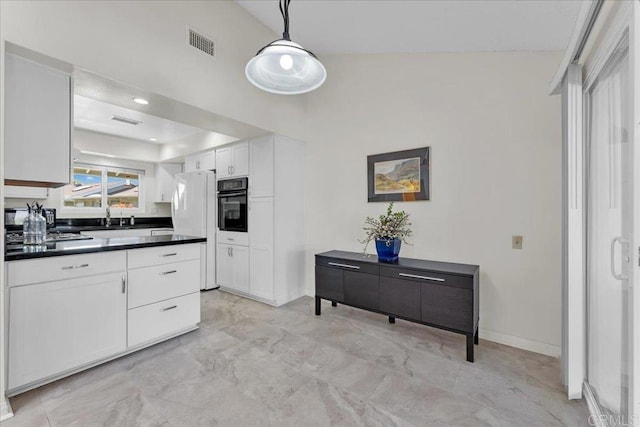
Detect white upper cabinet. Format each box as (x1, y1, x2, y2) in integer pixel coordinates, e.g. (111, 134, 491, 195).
(5, 54, 71, 187)
(199, 151, 216, 171)
(184, 150, 215, 172)
(232, 143, 249, 177)
(249, 135, 274, 197)
(155, 163, 182, 203)
(215, 147, 232, 178)
(216, 142, 249, 179)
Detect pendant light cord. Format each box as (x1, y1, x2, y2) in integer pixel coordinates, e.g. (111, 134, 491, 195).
(279, 0, 291, 40)
(253, 0, 318, 59)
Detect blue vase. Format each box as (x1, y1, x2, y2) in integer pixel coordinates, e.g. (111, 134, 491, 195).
(375, 238, 401, 262)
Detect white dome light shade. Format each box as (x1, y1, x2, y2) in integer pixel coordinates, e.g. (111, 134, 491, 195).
(245, 40, 327, 95)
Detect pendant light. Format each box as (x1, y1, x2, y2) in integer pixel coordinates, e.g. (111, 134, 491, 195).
(245, 0, 326, 95)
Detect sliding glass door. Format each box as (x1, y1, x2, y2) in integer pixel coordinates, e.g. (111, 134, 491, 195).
(586, 38, 631, 423)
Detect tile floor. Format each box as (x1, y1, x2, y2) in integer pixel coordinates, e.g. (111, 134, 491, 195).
(5, 291, 588, 426)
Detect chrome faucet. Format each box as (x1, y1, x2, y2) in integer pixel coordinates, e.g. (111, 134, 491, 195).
(105, 206, 111, 227)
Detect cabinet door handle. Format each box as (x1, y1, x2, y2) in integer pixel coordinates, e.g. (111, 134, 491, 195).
(62, 263, 89, 270)
(227, 238, 234, 241)
(121, 275, 126, 294)
(160, 270, 177, 275)
(398, 273, 445, 282)
(230, 247, 233, 257)
(328, 262, 360, 270)
(231, 165, 234, 174)
(161, 253, 177, 257)
(160, 305, 177, 312)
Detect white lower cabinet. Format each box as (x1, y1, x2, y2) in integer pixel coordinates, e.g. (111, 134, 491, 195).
(127, 259, 200, 309)
(128, 292, 200, 348)
(217, 243, 249, 293)
(5, 243, 202, 394)
(249, 198, 274, 300)
(126, 244, 202, 348)
(8, 272, 127, 390)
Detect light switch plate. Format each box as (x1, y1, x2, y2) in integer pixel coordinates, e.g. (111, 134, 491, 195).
(512, 235, 523, 250)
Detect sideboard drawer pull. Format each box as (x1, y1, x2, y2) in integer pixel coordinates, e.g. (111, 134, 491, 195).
(161, 253, 177, 257)
(398, 273, 445, 282)
(160, 305, 178, 312)
(62, 263, 89, 270)
(159, 270, 177, 276)
(328, 262, 360, 270)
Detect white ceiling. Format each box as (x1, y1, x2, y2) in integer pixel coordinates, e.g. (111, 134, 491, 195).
(74, 95, 205, 144)
(236, 0, 582, 55)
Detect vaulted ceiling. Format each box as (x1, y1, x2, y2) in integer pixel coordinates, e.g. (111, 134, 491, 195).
(236, 0, 582, 55)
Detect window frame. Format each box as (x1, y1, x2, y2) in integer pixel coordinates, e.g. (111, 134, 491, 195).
(60, 163, 145, 215)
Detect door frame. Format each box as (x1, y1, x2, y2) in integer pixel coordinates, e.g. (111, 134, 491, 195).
(630, 1, 640, 421)
(577, 0, 639, 421)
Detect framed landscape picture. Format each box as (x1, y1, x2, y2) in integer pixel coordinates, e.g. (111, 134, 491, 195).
(367, 147, 430, 202)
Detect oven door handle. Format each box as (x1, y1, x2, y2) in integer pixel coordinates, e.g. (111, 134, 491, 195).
(217, 192, 246, 198)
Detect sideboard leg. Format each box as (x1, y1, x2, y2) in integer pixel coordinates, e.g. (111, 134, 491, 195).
(466, 334, 475, 362)
(388, 316, 395, 324)
(315, 297, 321, 316)
(474, 328, 479, 345)
(331, 301, 337, 307)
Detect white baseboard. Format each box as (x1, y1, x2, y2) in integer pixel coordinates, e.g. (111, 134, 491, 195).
(304, 290, 561, 358)
(0, 396, 14, 421)
(478, 329, 561, 357)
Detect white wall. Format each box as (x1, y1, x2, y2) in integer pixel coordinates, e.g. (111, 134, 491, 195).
(303, 51, 563, 356)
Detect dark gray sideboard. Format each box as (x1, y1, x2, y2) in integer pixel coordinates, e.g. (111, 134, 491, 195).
(315, 250, 480, 362)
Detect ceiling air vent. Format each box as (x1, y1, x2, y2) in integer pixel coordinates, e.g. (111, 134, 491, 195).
(111, 115, 142, 125)
(188, 27, 215, 57)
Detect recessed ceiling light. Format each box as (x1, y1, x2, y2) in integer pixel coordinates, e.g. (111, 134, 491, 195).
(133, 97, 149, 105)
(149, 138, 157, 142)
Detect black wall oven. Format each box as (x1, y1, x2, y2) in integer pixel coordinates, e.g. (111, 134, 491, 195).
(217, 177, 248, 232)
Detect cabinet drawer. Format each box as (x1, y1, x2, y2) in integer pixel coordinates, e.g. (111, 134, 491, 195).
(421, 283, 473, 332)
(150, 229, 174, 236)
(128, 292, 200, 348)
(128, 244, 200, 269)
(7, 251, 126, 287)
(344, 271, 379, 311)
(380, 266, 473, 290)
(315, 265, 344, 302)
(128, 259, 201, 309)
(217, 230, 249, 247)
(316, 256, 379, 275)
(379, 276, 421, 320)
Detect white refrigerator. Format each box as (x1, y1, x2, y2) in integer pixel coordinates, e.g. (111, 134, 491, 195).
(172, 170, 217, 290)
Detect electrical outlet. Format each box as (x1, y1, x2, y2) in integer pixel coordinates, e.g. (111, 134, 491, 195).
(512, 235, 523, 250)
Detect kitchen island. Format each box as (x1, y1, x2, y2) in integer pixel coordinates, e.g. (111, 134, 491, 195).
(4, 234, 206, 395)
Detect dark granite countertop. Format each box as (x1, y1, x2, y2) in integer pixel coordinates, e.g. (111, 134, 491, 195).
(316, 250, 479, 277)
(49, 217, 173, 233)
(6, 234, 206, 261)
(49, 224, 174, 233)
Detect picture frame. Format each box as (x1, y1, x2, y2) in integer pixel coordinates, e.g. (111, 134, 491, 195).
(367, 147, 430, 202)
